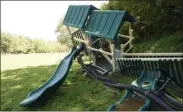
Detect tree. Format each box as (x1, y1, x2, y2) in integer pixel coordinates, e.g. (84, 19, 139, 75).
(1, 31, 65, 54)
(1, 32, 12, 53)
(101, 0, 183, 40)
(55, 17, 77, 49)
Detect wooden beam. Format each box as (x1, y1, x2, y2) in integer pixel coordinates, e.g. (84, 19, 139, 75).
(125, 45, 133, 53)
(86, 46, 113, 56)
(118, 34, 132, 39)
(101, 53, 113, 65)
(124, 37, 134, 47)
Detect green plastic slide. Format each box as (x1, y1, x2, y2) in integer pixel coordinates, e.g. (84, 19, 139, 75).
(20, 44, 84, 107)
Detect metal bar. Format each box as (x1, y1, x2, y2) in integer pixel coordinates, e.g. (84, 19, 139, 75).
(92, 64, 107, 72)
(158, 78, 171, 92)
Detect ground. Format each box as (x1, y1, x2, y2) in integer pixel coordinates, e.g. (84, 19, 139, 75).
(1, 53, 133, 111)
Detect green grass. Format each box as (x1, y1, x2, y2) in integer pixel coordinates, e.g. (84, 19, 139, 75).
(1, 54, 130, 111)
(1, 53, 67, 70)
(133, 31, 183, 53)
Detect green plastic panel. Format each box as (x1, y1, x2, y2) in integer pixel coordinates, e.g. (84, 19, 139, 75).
(159, 59, 183, 87)
(63, 5, 97, 28)
(84, 10, 135, 40)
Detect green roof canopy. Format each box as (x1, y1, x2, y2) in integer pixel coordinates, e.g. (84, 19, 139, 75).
(84, 10, 135, 40)
(63, 5, 97, 28)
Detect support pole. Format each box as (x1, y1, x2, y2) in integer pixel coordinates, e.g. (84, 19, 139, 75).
(81, 30, 89, 45)
(110, 43, 116, 72)
(121, 44, 125, 57)
(66, 26, 76, 47)
(129, 23, 133, 49)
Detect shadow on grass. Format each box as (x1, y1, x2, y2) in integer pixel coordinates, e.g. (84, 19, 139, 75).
(1, 64, 58, 110)
(1, 61, 127, 111)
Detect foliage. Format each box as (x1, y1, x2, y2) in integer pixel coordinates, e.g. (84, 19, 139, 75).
(55, 17, 76, 49)
(132, 31, 183, 53)
(101, 0, 183, 40)
(1, 32, 68, 54)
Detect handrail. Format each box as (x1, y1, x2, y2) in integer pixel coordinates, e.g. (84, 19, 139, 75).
(121, 53, 183, 56)
(116, 57, 183, 61)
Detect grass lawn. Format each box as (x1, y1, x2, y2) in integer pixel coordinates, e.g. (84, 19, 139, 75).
(1, 53, 67, 70)
(1, 52, 182, 111)
(1, 53, 133, 111)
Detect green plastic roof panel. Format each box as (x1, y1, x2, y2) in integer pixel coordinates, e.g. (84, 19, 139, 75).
(63, 5, 98, 28)
(84, 10, 135, 40)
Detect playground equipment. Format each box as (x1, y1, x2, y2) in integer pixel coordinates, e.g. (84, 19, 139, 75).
(20, 5, 183, 110)
(20, 43, 84, 106)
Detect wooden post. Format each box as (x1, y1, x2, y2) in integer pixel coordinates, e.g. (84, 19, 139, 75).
(110, 42, 116, 72)
(121, 44, 125, 53)
(81, 30, 89, 46)
(129, 23, 133, 49)
(66, 26, 76, 47)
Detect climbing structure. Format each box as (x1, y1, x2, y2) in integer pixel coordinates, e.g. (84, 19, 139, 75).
(63, 5, 183, 111)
